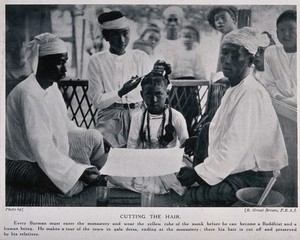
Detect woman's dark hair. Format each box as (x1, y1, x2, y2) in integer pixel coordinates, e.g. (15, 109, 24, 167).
(102, 29, 110, 41)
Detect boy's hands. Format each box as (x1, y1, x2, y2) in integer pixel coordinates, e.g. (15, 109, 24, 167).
(281, 96, 297, 108)
(180, 136, 198, 156)
(118, 76, 142, 97)
(80, 167, 101, 184)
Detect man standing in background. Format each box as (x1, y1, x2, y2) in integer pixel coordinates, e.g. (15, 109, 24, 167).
(156, 6, 185, 65)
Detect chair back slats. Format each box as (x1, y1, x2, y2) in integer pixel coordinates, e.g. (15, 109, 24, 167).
(59, 79, 209, 132)
(59, 80, 97, 129)
(169, 80, 209, 134)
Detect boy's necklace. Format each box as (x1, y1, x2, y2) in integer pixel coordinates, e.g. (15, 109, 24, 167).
(146, 107, 167, 147)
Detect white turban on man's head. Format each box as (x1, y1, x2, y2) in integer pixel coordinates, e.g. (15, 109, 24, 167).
(163, 6, 184, 20)
(221, 27, 269, 55)
(25, 32, 67, 74)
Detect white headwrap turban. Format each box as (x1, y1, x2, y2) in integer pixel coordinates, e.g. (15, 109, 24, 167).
(102, 16, 129, 30)
(163, 6, 184, 20)
(258, 32, 272, 48)
(25, 32, 67, 74)
(222, 27, 269, 55)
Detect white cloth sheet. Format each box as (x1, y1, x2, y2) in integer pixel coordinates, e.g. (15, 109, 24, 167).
(100, 147, 184, 177)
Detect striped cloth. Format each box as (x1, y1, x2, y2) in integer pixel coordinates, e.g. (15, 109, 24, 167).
(6, 159, 61, 193)
(193, 122, 210, 167)
(184, 170, 273, 207)
(68, 129, 106, 170)
(6, 129, 105, 195)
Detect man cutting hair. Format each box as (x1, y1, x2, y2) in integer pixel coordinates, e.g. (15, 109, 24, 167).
(87, 10, 152, 149)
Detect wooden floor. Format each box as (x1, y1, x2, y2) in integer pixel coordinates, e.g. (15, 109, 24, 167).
(5, 185, 187, 207)
(6, 185, 97, 207)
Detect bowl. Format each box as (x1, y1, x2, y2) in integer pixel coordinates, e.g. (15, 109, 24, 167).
(235, 187, 285, 207)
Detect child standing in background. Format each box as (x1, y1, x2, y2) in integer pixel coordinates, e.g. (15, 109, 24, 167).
(132, 23, 161, 63)
(171, 25, 206, 80)
(170, 25, 206, 134)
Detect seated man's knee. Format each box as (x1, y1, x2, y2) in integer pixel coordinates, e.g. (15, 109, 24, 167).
(86, 129, 104, 148)
(86, 129, 107, 169)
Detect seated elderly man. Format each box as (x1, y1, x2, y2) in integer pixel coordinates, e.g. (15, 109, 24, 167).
(6, 33, 107, 197)
(177, 27, 288, 207)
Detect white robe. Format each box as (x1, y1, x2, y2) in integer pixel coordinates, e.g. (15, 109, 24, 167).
(263, 45, 297, 99)
(195, 74, 288, 185)
(6, 74, 91, 194)
(155, 37, 185, 67)
(171, 46, 206, 79)
(127, 108, 188, 149)
(86, 49, 152, 110)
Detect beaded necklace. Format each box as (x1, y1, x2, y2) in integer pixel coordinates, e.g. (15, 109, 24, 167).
(139, 105, 174, 148)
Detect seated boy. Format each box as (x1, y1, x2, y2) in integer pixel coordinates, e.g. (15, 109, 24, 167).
(107, 62, 189, 194)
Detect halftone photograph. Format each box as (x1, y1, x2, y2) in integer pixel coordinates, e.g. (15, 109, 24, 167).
(4, 4, 297, 208)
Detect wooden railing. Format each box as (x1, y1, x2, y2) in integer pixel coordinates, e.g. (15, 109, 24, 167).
(170, 80, 209, 118)
(169, 80, 210, 133)
(59, 80, 96, 129)
(58, 79, 210, 130)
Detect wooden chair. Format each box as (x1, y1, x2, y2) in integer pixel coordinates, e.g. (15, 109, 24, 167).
(191, 79, 230, 137)
(168, 79, 210, 135)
